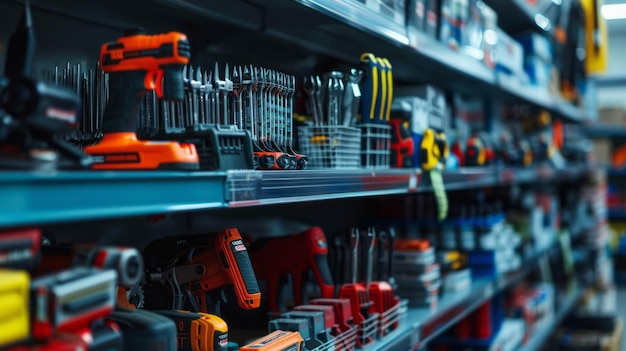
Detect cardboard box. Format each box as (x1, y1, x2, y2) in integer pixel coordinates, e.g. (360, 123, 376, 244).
(599, 107, 626, 125)
(494, 28, 524, 77)
(591, 138, 611, 164)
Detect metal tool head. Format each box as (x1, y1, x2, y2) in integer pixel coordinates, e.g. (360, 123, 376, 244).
(213, 62, 220, 83)
(242, 65, 252, 85)
(303, 76, 313, 95)
(224, 63, 230, 80)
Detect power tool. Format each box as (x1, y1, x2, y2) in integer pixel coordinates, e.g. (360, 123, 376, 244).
(389, 115, 414, 168)
(106, 308, 177, 351)
(0, 0, 90, 169)
(29, 267, 117, 341)
(37, 245, 144, 289)
(420, 129, 442, 171)
(83, 29, 199, 170)
(151, 310, 228, 351)
(248, 227, 334, 313)
(239, 330, 305, 351)
(464, 135, 486, 166)
(0, 227, 41, 271)
(142, 228, 261, 313)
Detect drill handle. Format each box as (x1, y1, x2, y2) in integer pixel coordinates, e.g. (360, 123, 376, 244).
(102, 71, 147, 133)
(162, 65, 185, 101)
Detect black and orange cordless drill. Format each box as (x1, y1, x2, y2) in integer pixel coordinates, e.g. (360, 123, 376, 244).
(84, 29, 199, 170)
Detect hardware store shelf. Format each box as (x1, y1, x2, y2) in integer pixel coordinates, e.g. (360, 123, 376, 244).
(0, 171, 227, 228)
(368, 244, 556, 350)
(517, 283, 583, 351)
(483, 0, 549, 34)
(226, 169, 416, 206)
(282, 0, 586, 123)
(0, 165, 589, 228)
(227, 164, 590, 207)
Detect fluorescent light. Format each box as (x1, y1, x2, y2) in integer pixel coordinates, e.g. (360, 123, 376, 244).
(602, 4, 626, 20)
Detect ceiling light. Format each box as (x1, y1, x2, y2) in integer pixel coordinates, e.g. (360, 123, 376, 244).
(602, 3, 626, 20)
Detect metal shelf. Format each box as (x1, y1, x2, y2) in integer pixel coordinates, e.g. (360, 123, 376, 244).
(517, 284, 583, 351)
(0, 165, 589, 228)
(584, 125, 626, 138)
(483, 0, 548, 34)
(0, 171, 227, 228)
(293, 0, 409, 46)
(226, 169, 416, 206)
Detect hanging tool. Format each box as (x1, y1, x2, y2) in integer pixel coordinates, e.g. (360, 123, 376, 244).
(0, 0, 90, 169)
(338, 228, 376, 347)
(248, 227, 335, 313)
(342, 69, 363, 127)
(358, 53, 384, 124)
(142, 228, 261, 313)
(367, 228, 400, 336)
(250, 66, 292, 170)
(324, 71, 344, 127)
(389, 109, 414, 168)
(151, 310, 228, 351)
(83, 29, 199, 170)
(380, 58, 393, 123)
(420, 128, 442, 171)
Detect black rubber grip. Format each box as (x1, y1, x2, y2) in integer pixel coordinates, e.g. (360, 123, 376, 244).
(102, 71, 147, 133)
(229, 244, 260, 295)
(314, 254, 333, 286)
(162, 65, 185, 101)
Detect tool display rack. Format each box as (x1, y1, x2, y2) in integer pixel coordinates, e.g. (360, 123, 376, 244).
(0, 0, 598, 350)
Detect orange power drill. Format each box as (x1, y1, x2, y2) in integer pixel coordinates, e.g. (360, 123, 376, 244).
(84, 29, 199, 170)
(142, 228, 261, 313)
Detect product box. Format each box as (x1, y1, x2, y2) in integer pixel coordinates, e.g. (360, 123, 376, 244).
(440, 0, 469, 50)
(516, 32, 553, 63)
(425, 0, 440, 38)
(480, 1, 498, 69)
(524, 56, 552, 90)
(391, 85, 447, 168)
(591, 138, 611, 164)
(461, 0, 485, 61)
(494, 28, 525, 78)
(599, 107, 626, 125)
(407, 0, 428, 35)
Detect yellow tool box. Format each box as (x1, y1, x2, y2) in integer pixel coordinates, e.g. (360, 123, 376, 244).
(0, 269, 30, 347)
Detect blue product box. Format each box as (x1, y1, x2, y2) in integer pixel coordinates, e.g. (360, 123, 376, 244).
(524, 56, 552, 90)
(516, 32, 553, 63)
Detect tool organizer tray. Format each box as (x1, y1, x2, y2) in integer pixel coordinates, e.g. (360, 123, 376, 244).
(377, 298, 408, 338)
(333, 325, 358, 351)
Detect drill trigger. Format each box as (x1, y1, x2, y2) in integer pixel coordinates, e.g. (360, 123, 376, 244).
(219, 287, 228, 304)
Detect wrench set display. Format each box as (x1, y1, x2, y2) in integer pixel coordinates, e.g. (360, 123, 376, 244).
(299, 54, 393, 169)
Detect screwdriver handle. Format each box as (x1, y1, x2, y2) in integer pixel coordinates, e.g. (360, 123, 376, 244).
(101, 71, 146, 133)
